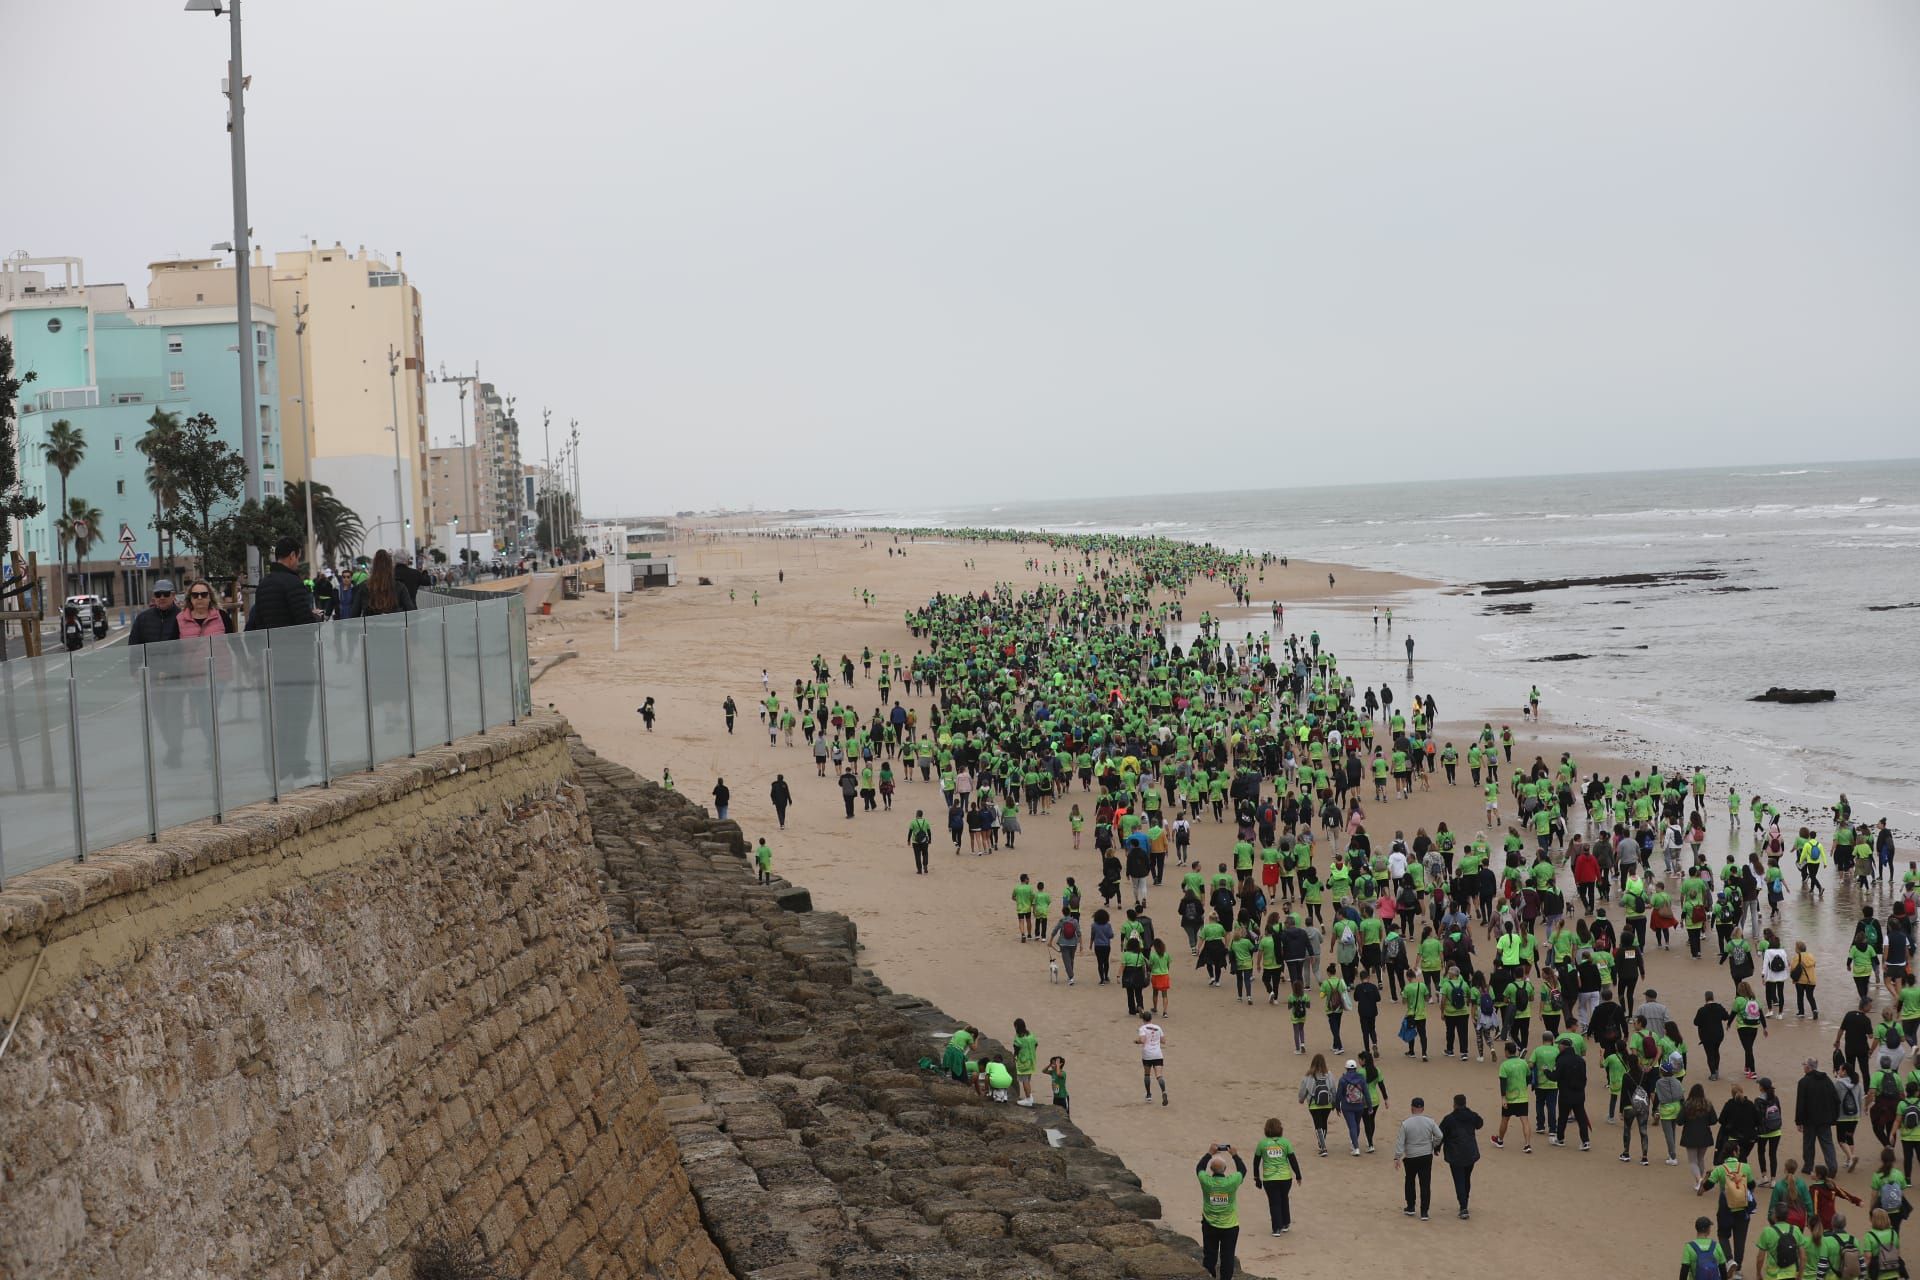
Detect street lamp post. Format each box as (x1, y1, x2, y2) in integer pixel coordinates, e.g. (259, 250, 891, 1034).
(386, 345, 406, 555)
(293, 292, 316, 569)
(185, 0, 262, 594)
(541, 407, 553, 564)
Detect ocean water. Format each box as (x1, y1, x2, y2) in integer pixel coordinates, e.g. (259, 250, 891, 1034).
(831, 460, 1920, 832)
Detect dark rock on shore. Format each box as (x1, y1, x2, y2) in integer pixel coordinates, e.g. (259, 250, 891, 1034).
(1483, 602, 1534, 615)
(1868, 603, 1920, 612)
(1534, 653, 1592, 662)
(1478, 570, 1725, 597)
(1750, 688, 1836, 704)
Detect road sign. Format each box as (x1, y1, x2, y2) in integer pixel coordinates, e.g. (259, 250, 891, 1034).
(119, 544, 137, 565)
(118, 522, 136, 544)
(134, 552, 152, 568)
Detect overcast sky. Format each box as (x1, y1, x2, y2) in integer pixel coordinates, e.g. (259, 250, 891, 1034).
(5, 2, 1917, 515)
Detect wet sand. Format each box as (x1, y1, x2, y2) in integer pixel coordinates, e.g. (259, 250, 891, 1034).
(541, 530, 1881, 1280)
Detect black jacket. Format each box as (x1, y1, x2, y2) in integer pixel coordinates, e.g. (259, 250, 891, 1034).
(349, 581, 415, 619)
(1439, 1106, 1483, 1164)
(1693, 1002, 1731, 1047)
(1556, 1048, 1589, 1095)
(127, 603, 180, 647)
(1795, 1070, 1840, 1127)
(770, 779, 792, 809)
(247, 564, 317, 630)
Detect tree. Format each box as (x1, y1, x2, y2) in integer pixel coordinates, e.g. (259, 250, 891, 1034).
(207, 496, 303, 581)
(535, 486, 578, 555)
(0, 337, 47, 658)
(144, 412, 247, 583)
(284, 479, 365, 566)
(54, 497, 103, 593)
(42, 418, 85, 598)
(138, 409, 183, 572)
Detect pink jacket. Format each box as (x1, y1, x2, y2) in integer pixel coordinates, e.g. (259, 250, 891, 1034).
(177, 610, 229, 638)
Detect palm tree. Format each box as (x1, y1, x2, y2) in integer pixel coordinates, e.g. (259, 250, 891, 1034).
(138, 410, 182, 573)
(284, 479, 365, 567)
(54, 497, 103, 597)
(42, 419, 85, 598)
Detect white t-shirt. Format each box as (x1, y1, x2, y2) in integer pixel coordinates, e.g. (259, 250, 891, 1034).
(1388, 852, 1409, 880)
(1138, 1022, 1165, 1060)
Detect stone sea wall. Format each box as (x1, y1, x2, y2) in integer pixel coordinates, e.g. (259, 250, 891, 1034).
(575, 742, 1262, 1280)
(0, 715, 723, 1280)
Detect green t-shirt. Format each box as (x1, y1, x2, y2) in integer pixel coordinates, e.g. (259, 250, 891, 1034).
(1529, 1043, 1559, 1091)
(1012, 1033, 1038, 1075)
(1498, 1056, 1530, 1104)
(1013, 884, 1035, 913)
(1497, 1059, 1528, 1105)
(1254, 1135, 1296, 1182)
(1197, 1167, 1245, 1228)
(984, 1061, 1014, 1090)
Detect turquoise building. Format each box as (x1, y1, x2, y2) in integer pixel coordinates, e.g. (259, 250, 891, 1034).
(1, 254, 281, 606)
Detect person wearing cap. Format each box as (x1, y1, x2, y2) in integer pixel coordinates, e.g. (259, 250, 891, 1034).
(1796, 1056, 1842, 1179)
(127, 579, 182, 647)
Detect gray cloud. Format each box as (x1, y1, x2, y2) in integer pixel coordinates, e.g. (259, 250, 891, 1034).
(6, 1, 1917, 514)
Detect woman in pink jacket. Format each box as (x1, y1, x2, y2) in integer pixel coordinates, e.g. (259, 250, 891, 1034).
(176, 580, 229, 637)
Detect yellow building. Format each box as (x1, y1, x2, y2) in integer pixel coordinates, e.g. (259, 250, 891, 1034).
(149, 244, 432, 555)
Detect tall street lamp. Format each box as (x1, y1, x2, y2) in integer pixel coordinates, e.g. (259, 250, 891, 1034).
(386, 345, 406, 555)
(293, 291, 316, 568)
(185, 0, 263, 593)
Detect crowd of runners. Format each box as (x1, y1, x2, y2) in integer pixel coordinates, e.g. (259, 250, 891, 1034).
(701, 530, 1908, 1280)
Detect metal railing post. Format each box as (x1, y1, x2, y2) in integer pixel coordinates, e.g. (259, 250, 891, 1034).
(440, 618, 453, 745)
(66, 669, 87, 860)
(141, 666, 160, 842)
(361, 631, 375, 770)
(208, 651, 225, 823)
(263, 646, 281, 803)
(401, 618, 417, 757)
(505, 606, 518, 726)
(316, 624, 332, 786)
(474, 606, 487, 734)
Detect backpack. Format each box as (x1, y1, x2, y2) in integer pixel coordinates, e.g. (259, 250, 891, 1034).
(1843, 1086, 1861, 1118)
(1479, 990, 1495, 1017)
(1904, 1104, 1920, 1134)
(1311, 1079, 1333, 1109)
(1879, 1179, 1906, 1214)
(1774, 1232, 1801, 1271)
(1762, 1098, 1784, 1133)
(1688, 1241, 1723, 1280)
(1745, 999, 1762, 1022)
(1870, 1235, 1903, 1280)
(1838, 1237, 1863, 1280)
(1720, 1165, 1749, 1211)
(1342, 1077, 1367, 1108)
(1059, 918, 1077, 943)
(1385, 935, 1404, 962)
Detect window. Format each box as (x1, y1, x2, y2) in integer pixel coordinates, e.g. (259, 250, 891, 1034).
(167, 334, 183, 354)
(169, 371, 186, 392)
(111, 393, 143, 406)
(367, 271, 401, 288)
(116, 479, 126, 496)
(195, 293, 204, 303)
(46, 317, 62, 333)
(114, 435, 123, 453)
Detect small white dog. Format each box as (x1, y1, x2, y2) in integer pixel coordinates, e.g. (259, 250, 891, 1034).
(1048, 957, 1060, 984)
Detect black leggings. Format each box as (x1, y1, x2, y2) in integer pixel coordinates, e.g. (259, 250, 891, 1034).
(1755, 1134, 1780, 1178)
(1404, 1019, 1429, 1057)
(1262, 1180, 1293, 1232)
(1738, 1027, 1760, 1075)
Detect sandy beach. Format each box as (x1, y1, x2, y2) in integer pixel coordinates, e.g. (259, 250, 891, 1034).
(541, 530, 1875, 1280)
